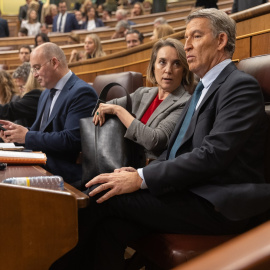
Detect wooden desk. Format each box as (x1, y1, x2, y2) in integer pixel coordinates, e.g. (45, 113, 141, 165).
(0, 165, 89, 270)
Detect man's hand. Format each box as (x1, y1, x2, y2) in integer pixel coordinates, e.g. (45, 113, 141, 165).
(0, 120, 28, 144)
(85, 171, 143, 203)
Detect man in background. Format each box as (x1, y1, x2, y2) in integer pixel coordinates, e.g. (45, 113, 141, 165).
(232, 0, 268, 13)
(18, 45, 31, 63)
(52, 0, 79, 33)
(125, 29, 144, 48)
(0, 9, 9, 38)
(18, 0, 31, 22)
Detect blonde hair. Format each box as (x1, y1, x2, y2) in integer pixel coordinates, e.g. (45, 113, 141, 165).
(154, 24, 175, 40)
(85, 34, 106, 58)
(0, 71, 18, 104)
(23, 72, 44, 96)
(27, 8, 39, 23)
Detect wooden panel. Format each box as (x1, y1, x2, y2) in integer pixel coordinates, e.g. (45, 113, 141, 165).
(251, 32, 270, 56)
(233, 38, 251, 60)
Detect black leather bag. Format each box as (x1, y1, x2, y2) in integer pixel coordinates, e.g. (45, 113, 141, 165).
(80, 82, 145, 183)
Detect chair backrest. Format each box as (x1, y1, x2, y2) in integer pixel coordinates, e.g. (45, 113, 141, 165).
(237, 54, 270, 183)
(237, 54, 270, 104)
(92, 71, 143, 101)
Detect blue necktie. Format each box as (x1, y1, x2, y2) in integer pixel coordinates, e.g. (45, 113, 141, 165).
(40, 88, 57, 131)
(169, 81, 204, 159)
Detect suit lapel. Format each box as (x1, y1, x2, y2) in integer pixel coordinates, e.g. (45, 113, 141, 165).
(147, 85, 187, 125)
(167, 62, 237, 157)
(136, 88, 158, 119)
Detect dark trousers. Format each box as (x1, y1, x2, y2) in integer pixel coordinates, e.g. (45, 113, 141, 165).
(51, 189, 249, 270)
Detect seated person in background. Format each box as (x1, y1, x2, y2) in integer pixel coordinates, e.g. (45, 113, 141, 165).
(125, 29, 144, 48)
(0, 71, 20, 105)
(130, 1, 145, 17)
(111, 20, 131, 39)
(103, 0, 118, 13)
(115, 9, 135, 25)
(81, 7, 104, 30)
(101, 8, 111, 21)
(80, 0, 93, 18)
(18, 27, 28, 37)
(18, 45, 31, 63)
(12, 62, 31, 96)
(232, 0, 267, 13)
(67, 33, 81, 45)
(69, 9, 270, 269)
(153, 16, 167, 28)
(18, 0, 31, 23)
(151, 23, 175, 40)
(35, 32, 50, 47)
(69, 33, 106, 63)
(94, 38, 193, 162)
(52, 0, 79, 33)
(0, 71, 44, 127)
(41, 2, 58, 25)
(0, 9, 9, 38)
(40, 23, 50, 35)
(0, 42, 98, 189)
(21, 8, 41, 36)
(75, 10, 84, 28)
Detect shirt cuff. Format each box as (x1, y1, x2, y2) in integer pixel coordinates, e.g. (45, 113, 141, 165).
(137, 168, 148, 189)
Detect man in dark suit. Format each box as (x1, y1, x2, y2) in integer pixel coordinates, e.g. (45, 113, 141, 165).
(0, 42, 97, 190)
(52, 0, 79, 33)
(195, 0, 218, 8)
(232, 0, 267, 13)
(54, 8, 270, 269)
(18, 0, 31, 22)
(0, 10, 9, 38)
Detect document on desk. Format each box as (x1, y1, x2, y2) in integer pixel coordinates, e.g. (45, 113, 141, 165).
(0, 151, 47, 164)
(0, 143, 24, 151)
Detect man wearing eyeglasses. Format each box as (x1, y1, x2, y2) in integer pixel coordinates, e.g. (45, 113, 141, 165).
(0, 42, 98, 190)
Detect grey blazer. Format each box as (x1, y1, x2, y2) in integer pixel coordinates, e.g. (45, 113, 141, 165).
(110, 85, 190, 160)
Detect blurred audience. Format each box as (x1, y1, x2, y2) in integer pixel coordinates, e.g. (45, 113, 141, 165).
(232, 0, 268, 13)
(52, 0, 79, 33)
(103, 0, 118, 12)
(35, 33, 50, 47)
(101, 8, 111, 21)
(21, 8, 41, 36)
(80, 0, 93, 17)
(131, 2, 145, 17)
(82, 7, 104, 30)
(0, 71, 20, 105)
(115, 9, 135, 25)
(69, 33, 106, 63)
(125, 29, 144, 48)
(111, 20, 131, 39)
(75, 10, 84, 28)
(195, 0, 218, 8)
(41, 2, 58, 24)
(12, 62, 31, 96)
(151, 24, 175, 40)
(0, 9, 9, 37)
(0, 71, 44, 127)
(19, 45, 32, 63)
(18, 27, 29, 37)
(18, 0, 31, 23)
(40, 23, 49, 35)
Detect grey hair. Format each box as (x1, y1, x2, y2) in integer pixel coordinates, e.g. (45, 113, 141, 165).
(115, 9, 127, 17)
(153, 17, 167, 25)
(12, 62, 31, 82)
(115, 20, 131, 32)
(186, 8, 236, 57)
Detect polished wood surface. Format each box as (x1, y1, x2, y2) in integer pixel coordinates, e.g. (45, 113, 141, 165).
(173, 221, 270, 270)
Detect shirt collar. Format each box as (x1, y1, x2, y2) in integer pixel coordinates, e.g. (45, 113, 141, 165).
(53, 70, 72, 91)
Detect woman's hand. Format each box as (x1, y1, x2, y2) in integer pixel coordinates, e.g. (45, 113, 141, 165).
(93, 103, 120, 126)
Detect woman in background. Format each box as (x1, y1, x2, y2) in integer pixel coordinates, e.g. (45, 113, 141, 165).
(35, 32, 50, 47)
(151, 24, 175, 40)
(82, 7, 104, 31)
(69, 33, 106, 63)
(21, 8, 41, 36)
(131, 2, 144, 17)
(0, 71, 20, 105)
(0, 71, 44, 127)
(94, 38, 193, 162)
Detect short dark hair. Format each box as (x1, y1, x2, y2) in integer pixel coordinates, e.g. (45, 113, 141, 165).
(19, 45, 32, 53)
(125, 29, 144, 43)
(19, 27, 28, 36)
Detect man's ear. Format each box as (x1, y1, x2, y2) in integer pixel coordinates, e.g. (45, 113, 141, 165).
(217, 32, 228, 51)
(51, 57, 60, 69)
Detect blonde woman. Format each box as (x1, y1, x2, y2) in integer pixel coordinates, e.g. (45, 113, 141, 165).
(152, 24, 175, 40)
(0, 71, 19, 105)
(21, 8, 41, 36)
(69, 34, 106, 63)
(0, 71, 44, 127)
(131, 2, 144, 17)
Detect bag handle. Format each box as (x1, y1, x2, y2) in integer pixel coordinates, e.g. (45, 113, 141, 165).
(91, 82, 132, 116)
